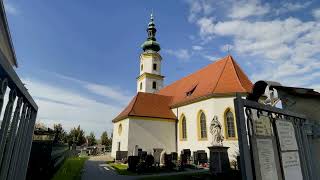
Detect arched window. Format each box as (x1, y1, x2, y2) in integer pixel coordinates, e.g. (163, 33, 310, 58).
(225, 109, 236, 138)
(199, 111, 207, 139)
(141, 64, 143, 71)
(152, 81, 157, 89)
(181, 116, 187, 139)
(140, 82, 142, 90)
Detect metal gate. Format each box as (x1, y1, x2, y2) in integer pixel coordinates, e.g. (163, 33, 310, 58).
(234, 94, 313, 180)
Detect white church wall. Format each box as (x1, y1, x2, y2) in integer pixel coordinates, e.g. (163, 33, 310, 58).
(172, 96, 239, 161)
(111, 119, 130, 158)
(127, 117, 176, 155)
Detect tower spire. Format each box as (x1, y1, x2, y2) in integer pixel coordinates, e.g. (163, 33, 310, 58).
(141, 12, 160, 52)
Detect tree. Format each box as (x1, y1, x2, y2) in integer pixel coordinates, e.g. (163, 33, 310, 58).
(87, 132, 97, 146)
(68, 125, 86, 146)
(101, 131, 109, 146)
(53, 123, 67, 144)
(101, 131, 112, 151)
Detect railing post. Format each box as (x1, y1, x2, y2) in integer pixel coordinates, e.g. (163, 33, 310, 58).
(0, 89, 16, 176)
(234, 95, 254, 180)
(0, 97, 23, 180)
(7, 102, 28, 180)
(20, 110, 37, 180)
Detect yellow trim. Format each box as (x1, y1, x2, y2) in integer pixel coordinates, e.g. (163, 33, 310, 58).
(223, 107, 238, 140)
(197, 110, 208, 141)
(140, 52, 162, 60)
(179, 114, 187, 141)
(137, 73, 164, 81)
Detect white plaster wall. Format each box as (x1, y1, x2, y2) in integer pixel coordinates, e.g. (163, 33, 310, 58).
(137, 78, 147, 92)
(172, 96, 240, 161)
(127, 118, 176, 155)
(111, 119, 130, 158)
(145, 78, 163, 93)
(140, 56, 161, 75)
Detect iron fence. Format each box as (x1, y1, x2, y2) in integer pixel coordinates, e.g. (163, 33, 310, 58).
(0, 49, 38, 180)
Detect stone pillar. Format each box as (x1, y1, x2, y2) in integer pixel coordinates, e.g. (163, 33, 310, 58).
(208, 146, 230, 174)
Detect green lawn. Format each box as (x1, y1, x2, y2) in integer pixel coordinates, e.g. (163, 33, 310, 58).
(51, 156, 88, 180)
(109, 163, 136, 175)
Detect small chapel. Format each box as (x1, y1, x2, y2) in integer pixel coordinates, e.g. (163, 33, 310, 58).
(111, 14, 253, 162)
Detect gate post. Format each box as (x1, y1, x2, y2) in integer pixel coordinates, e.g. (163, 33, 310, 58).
(234, 94, 254, 180)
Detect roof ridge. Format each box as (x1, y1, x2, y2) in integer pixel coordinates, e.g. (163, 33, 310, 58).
(212, 56, 229, 93)
(229, 56, 248, 92)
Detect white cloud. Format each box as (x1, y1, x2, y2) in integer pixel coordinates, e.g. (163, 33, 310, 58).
(22, 77, 130, 137)
(187, 0, 214, 22)
(228, 0, 270, 19)
(3, 0, 18, 15)
(276, 2, 311, 14)
(55, 74, 132, 105)
(190, 0, 320, 89)
(312, 8, 320, 19)
(164, 49, 191, 61)
(192, 45, 203, 51)
(202, 54, 218, 61)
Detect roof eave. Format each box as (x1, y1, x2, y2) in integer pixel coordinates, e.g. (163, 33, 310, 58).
(0, 1, 18, 67)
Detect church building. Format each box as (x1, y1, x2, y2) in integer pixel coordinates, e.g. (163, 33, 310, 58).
(111, 14, 253, 162)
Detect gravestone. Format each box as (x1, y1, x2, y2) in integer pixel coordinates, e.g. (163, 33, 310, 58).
(193, 151, 198, 165)
(197, 150, 208, 164)
(208, 146, 230, 173)
(153, 148, 163, 166)
(172, 152, 178, 161)
(116, 151, 128, 161)
(127, 156, 139, 172)
(138, 151, 147, 161)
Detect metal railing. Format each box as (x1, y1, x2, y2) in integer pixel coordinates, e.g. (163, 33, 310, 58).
(0, 49, 38, 180)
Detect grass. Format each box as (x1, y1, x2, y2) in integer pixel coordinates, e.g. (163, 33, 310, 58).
(51, 156, 88, 180)
(109, 163, 137, 175)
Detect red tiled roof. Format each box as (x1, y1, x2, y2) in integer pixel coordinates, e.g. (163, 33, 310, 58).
(113, 55, 253, 122)
(112, 92, 177, 122)
(157, 55, 253, 105)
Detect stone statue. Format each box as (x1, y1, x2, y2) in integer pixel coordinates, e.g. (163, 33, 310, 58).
(210, 115, 224, 146)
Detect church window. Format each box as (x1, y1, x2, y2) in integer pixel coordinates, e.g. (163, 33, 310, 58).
(181, 116, 187, 139)
(198, 111, 207, 139)
(118, 123, 122, 136)
(141, 64, 143, 71)
(140, 82, 142, 90)
(153, 63, 157, 70)
(225, 109, 236, 138)
(152, 81, 157, 89)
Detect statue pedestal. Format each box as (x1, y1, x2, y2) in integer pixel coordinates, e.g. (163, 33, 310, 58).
(208, 146, 230, 174)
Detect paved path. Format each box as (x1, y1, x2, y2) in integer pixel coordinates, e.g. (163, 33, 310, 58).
(82, 155, 209, 180)
(81, 156, 135, 180)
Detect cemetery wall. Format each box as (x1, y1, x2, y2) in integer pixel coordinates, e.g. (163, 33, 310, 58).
(172, 96, 239, 161)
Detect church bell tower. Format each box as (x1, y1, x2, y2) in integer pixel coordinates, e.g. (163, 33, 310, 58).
(137, 13, 164, 93)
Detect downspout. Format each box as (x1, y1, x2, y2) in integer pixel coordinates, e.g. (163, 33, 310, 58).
(176, 108, 179, 153)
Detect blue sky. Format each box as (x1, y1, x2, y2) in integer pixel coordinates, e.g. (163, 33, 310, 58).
(3, 0, 320, 137)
